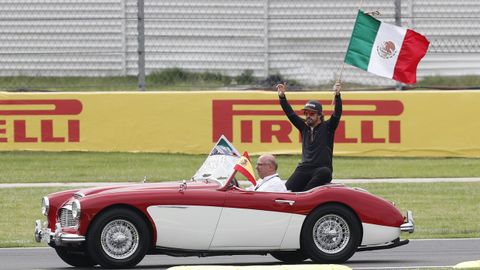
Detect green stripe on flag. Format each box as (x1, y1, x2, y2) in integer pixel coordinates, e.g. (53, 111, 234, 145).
(344, 10, 381, 71)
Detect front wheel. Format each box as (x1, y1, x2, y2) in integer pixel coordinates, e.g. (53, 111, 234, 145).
(87, 208, 150, 269)
(55, 246, 97, 267)
(270, 250, 308, 263)
(301, 204, 361, 263)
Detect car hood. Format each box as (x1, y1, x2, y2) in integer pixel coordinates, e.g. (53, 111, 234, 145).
(76, 181, 220, 197)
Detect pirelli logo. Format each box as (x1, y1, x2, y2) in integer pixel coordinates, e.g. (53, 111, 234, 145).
(212, 99, 404, 144)
(0, 99, 82, 143)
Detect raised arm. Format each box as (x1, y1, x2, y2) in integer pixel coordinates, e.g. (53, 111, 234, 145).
(328, 82, 343, 130)
(277, 83, 305, 131)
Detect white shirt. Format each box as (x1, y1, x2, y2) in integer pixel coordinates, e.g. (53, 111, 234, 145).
(247, 174, 288, 192)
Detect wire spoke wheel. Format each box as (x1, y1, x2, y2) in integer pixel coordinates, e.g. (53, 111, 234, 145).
(301, 204, 360, 263)
(312, 214, 350, 254)
(87, 208, 150, 268)
(101, 219, 139, 260)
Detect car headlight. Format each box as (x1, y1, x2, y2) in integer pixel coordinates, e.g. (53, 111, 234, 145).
(41, 197, 49, 216)
(71, 199, 81, 219)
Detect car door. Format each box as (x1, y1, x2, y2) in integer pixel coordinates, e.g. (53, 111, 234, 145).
(147, 187, 226, 250)
(209, 187, 298, 249)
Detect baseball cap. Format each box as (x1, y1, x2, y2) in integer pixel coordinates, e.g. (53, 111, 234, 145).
(302, 100, 323, 113)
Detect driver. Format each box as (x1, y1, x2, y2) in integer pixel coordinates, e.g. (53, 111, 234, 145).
(246, 154, 287, 192)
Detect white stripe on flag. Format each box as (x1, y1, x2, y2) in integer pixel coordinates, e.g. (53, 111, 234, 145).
(367, 22, 407, 79)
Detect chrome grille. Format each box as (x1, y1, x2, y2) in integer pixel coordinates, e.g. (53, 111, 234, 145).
(59, 207, 76, 227)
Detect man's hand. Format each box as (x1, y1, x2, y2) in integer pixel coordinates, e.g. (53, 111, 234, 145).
(276, 83, 286, 98)
(333, 82, 342, 95)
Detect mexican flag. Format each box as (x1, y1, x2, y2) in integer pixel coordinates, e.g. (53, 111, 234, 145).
(344, 10, 430, 84)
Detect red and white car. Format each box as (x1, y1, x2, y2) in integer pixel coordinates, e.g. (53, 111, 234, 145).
(35, 137, 414, 268)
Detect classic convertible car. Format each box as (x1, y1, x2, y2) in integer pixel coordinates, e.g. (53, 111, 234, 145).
(35, 136, 414, 268)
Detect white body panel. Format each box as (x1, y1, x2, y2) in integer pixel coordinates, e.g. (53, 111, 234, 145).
(279, 214, 305, 249)
(148, 205, 401, 251)
(147, 205, 222, 250)
(210, 208, 292, 249)
(361, 222, 401, 245)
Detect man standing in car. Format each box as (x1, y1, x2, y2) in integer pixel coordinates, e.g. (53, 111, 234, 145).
(277, 82, 342, 192)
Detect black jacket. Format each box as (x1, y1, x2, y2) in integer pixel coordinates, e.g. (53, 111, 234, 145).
(279, 94, 342, 171)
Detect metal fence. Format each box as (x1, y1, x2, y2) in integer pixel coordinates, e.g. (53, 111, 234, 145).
(1, 0, 479, 91)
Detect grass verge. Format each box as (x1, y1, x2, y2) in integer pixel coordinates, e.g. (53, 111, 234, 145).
(1, 182, 479, 248)
(0, 69, 239, 92)
(1, 151, 480, 183)
(2, 74, 480, 92)
(349, 182, 480, 239)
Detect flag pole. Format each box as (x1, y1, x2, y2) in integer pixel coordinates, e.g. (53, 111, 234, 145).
(336, 63, 345, 84)
(358, 0, 364, 10)
(332, 0, 364, 105)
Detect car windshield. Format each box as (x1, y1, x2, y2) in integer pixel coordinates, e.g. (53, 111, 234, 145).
(191, 154, 238, 187)
(191, 135, 240, 187)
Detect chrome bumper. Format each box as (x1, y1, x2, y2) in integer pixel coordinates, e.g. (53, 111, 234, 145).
(400, 210, 414, 233)
(35, 220, 85, 246)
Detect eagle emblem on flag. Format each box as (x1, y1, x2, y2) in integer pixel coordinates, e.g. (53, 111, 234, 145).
(377, 41, 397, 59)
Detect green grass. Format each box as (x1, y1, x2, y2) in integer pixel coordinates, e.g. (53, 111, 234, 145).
(416, 75, 480, 88)
(0, 69, 235, 92)
(331, 156, 480, 179)
(2, 73, 479, 92)
(349, 182, 480, 239)
(1, 182, 479, 248)
(0, 187, 75, 248)
(0, 75, 139, 91)
(1, 151, 480, 183)
(0, 151, 205, 183)
(0, 75, 229, 92)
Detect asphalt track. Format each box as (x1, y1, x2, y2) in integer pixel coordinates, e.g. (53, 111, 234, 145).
(2, 238, 479, 270)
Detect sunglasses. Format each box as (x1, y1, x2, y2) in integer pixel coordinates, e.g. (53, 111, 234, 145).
(303, 111, 318, 117)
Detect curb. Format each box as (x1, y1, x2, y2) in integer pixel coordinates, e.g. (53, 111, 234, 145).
(167, 265, 352, 270)
(454, 260, 480, 269)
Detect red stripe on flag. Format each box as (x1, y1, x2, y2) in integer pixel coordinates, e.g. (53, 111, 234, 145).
(393, 29, 430, 84)
(234, 164, 256, 186)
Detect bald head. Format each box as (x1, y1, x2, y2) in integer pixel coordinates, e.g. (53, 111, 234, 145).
(255, 154, 278, 179)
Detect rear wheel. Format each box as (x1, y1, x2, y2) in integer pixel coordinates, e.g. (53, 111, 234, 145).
(301, 204, 361, 263)
(55, 246, 96, 267)
(270, 250, 308, 263)
(87, 208, 150, 269)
